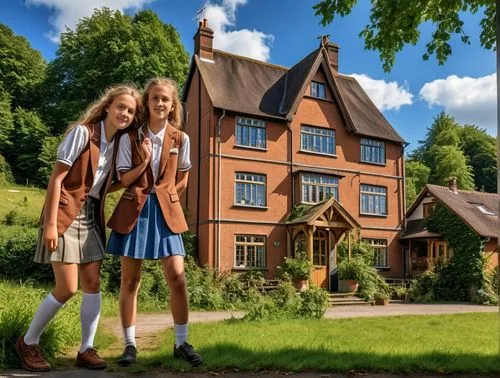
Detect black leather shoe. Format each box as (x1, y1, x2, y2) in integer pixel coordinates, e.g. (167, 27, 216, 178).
(118, 345, 137, 366)
(173, 342, 203, 366)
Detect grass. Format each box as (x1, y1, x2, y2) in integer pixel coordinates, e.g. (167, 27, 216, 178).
(129, 313, 500, 374)
(0, 280, 118, 368)
(0, 184, 46, 222)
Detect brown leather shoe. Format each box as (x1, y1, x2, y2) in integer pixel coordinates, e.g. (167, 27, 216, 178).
(15, 336, 50, 372)
(76, 347, 107, 370)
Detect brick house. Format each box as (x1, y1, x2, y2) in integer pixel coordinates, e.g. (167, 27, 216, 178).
(400, 179, 499, 277)
(182, 20, 407, 290)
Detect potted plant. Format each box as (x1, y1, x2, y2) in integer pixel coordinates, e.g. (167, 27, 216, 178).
(276, 252, 312, 291)
(374, 292, 389, 305)
(337, 258, 363, 293)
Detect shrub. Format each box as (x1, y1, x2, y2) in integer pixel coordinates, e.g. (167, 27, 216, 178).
(337, 239, 375, 265)
(337, 258, 365, 280)
(0, 226, 52, 282)
(3, 210, 39, 228)
(299, 285, 328, 318)
(269, 280, 301, 314)
(0, 154, 14, 185)
(390, 284, 409, 300)
(407, 270, 438, 302)
(337, 257, 389, 300)
(276, 252, 312, 280)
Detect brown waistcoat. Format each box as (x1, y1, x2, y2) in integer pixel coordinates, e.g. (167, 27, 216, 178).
(40, 123, 115, 238)
(107, 125, 188, 235)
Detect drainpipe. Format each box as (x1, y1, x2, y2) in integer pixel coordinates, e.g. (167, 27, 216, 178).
(401, 142, 409, 278)
(216, 109, 226, 271)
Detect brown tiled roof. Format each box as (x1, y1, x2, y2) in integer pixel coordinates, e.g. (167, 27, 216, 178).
(183, 47, 406, 143)
(407, 184, 499, 239)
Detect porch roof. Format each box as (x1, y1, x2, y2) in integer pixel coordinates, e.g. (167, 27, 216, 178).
(286, 197, 361, 229)
(400, 219, 441, 240)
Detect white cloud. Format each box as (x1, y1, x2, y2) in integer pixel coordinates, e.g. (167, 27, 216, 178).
(349, 73, 413, 111)
(25, 0, 153, 43)
(200, 0, 273, 61)
(420, 74, 497, 133)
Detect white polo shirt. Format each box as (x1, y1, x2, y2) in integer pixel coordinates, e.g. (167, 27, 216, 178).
(56, 121, 115, 199)
(115, 124, 191, 192)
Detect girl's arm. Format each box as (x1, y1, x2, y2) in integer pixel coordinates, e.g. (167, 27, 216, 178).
(43, 162, 70, 251)
(116, 135, 152, 188)
(119, 159, 150, 188)
(175, 170, 189, 196)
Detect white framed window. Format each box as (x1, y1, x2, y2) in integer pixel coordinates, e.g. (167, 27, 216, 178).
(235, 172, 266, 207)
(234, 235, 266, 268)
(310, 81, 326, 99)
(360, 184, 387, 216)
(301, 174, 339, 204)
(235, 116, 266, 149)
(300, 125, 335, 155)
(362, 238, 388, 267)
(361, 138, 385, 164)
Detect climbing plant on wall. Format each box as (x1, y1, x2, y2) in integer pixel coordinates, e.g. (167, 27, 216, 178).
(425, 203, 490, 301)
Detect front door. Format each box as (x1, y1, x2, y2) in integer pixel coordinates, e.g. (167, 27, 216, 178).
(312, 231, 328, 288)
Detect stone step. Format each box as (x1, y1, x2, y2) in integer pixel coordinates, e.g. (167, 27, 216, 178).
(328, 295, 371, 306)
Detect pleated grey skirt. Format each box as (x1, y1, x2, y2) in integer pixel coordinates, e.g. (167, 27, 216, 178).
(34, 197, 105, 264)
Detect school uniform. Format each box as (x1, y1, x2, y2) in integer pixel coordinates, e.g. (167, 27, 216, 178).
(34, 121, 116, 264)
(107, 123, 191, 259)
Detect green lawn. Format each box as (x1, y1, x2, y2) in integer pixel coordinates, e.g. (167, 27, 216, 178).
(0, 184, 46, 221)
(131, 313, 500, 374)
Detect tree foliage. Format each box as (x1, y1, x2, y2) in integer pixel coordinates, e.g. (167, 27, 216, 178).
(405, 160, 430, 207)
(313, 0, 495, 72)
(0, 86, 14, 155)
(41, 8, 189, 133)
(9, 108, 49, 183)
(409, 112, 496, 193)
(0, 24, 46, 109)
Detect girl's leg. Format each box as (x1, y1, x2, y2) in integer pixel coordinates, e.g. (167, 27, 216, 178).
(24, 262, 78, 345)
(17, 263, 78, 372)
(161, 256, 202, 366)
(119, 256, 143, 347)
(78, 261, 102, 353)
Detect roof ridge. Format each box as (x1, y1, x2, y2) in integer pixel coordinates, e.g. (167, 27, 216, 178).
(213, 49, 288, 71)
(427, 184, 498, 196)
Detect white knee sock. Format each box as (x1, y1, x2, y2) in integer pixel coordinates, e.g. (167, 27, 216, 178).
(24, 293, 64, 345)
(174, 323, 188, 347)
(123, 325, 136, 347)
(79, 292, 101, 353)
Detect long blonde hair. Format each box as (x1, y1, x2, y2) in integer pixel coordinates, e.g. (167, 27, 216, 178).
(142, 77, 183, 130)
(66, 84, 143, 135)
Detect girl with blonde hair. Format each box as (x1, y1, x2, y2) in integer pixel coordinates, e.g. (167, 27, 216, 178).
(107, 77, 202, 366)
(16, 84, 142, 372)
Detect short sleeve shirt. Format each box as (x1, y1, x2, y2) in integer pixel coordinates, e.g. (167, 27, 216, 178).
(56, 121, 115, 199)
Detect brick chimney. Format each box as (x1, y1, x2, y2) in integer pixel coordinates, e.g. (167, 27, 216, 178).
(194, 19, 214, 62)
(448, 177, 458, 194)
(320, 35, 339, 72)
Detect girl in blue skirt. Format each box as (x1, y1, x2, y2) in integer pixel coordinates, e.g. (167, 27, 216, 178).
(107, 77, 202, 366)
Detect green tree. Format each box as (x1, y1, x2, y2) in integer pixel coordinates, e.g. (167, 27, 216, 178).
(10, 108, 49, 183)
(37, 135, 63, 187)
(405, 160, 430, 207)
(42, 8, 189, 133)
(458, 125, 497, 192)
(314, 0, 495, 72)
(411, 112, 460, 169)
(431, 144, 475, 189)
(0, 24, 46, 108)
(0, 86, 14, 155)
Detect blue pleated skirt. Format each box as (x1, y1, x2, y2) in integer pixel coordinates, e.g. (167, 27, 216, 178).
(107, 193, 185, 260)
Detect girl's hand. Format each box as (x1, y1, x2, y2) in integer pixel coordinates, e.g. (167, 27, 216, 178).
(43, 225, 58, 252)
(142, 138, 152, 162)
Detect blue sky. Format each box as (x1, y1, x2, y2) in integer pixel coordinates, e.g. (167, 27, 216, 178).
(0, 0, 496, 154)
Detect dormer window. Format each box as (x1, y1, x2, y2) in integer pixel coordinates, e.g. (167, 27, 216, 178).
(311, 81, 326, 99)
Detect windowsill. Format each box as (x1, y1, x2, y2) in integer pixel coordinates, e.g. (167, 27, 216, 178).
(232, 204, 269, 210)
(299, 149, 337, 158)
(234, 144, 268, 151)
(360, 160, 386, 167)
(360, 213, 388, 218)
(303, 94, 333, 102)
(232, 267, 268, 271)
(375, 266, 391, 271)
